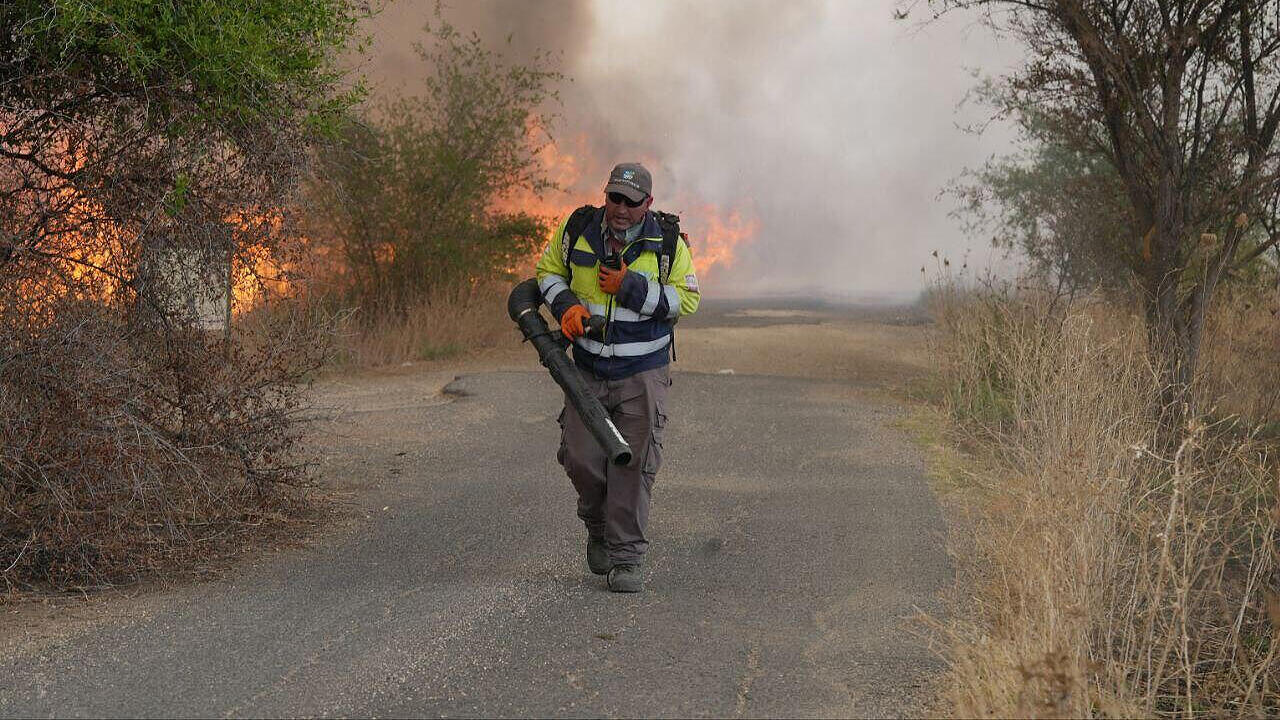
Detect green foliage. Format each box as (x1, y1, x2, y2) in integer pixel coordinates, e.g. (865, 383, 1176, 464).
(952, 81, 1135, 293)
(1, 0, 369, 296)
(307, 17, 563, 313)
(163, 171, 190, 217)
(956, 144, 1134, 292)
(5, 0, 366, 136)
(954, 54, 1280, 299)
(958, 117, 1280, 296)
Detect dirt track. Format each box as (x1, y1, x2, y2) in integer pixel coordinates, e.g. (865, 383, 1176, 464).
(429, 298, 930, 385)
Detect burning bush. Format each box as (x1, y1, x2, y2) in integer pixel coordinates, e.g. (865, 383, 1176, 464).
(0, 0, 363, 589)
(303, 17, 562, 320)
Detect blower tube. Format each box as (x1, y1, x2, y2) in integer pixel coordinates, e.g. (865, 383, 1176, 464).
(507, 278, 633, 466)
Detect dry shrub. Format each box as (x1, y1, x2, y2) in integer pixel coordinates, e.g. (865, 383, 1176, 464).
(0, 298, 327, 592)
(928, 279, 1279, 717)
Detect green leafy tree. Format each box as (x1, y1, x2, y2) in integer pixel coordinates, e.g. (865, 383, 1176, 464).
(1, 0, 366, 306)
(931, 0, 1280, 410)
(307, 18, 562, 315)
(954, 96, 1137, 294)
(956, 80, 1280, 298)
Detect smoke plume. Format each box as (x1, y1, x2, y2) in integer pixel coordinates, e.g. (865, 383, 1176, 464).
(358, 0, 1023, 300)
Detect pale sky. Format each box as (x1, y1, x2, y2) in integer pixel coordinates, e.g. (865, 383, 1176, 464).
(360, 0, 1027, 300)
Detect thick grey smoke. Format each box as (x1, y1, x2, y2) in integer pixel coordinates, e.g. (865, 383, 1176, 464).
(356, 1, 593, 93)
(359, 1, 1023, 300)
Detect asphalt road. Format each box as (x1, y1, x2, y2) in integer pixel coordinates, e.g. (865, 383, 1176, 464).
(1, 364, 950, 717)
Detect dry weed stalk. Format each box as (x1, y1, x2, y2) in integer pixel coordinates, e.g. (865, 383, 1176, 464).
(928, 280, 1279, 717)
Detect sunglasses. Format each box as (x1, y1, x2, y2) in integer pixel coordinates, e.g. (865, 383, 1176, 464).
(607, 191, 646, 208)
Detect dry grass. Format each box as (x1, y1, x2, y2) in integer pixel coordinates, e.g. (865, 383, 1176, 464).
(927, 279, 1280, 717)
(1198, 284, 1280, 425)
(271, 279, 519, 370)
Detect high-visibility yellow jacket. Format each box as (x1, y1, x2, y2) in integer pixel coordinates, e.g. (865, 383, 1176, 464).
(536, 207, 700, 379)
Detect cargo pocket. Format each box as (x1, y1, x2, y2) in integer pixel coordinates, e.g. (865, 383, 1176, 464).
(643, 409, 666, 488)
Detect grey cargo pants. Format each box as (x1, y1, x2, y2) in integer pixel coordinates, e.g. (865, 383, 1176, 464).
(558, 365, 669, 565)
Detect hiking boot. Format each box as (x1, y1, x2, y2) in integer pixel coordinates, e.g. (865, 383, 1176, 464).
(607, 564, 643, 593)
(587, 536, 611, 575)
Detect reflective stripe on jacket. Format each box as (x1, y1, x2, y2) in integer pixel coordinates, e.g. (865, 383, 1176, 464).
(535, 207, 700, 380)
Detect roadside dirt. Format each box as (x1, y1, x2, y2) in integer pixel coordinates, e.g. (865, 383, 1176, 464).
(676, 305, 929, 388)
(323, 299, 932, 393)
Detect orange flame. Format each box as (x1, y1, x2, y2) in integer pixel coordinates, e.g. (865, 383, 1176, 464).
(494, 126, 590, 276)
(495, 120, 586, 218)
(500, 129, 758, 287)
(31, 119, 758, 316)
(226, 209, 295, 312)
(678, 205, 757, 283)
(3, 133, 298, 319)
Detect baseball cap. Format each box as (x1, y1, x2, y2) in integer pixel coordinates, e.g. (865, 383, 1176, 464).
(603, 162, 652, 203)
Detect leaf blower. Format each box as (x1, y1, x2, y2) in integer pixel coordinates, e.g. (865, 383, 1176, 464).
(507, 278, 632, 466)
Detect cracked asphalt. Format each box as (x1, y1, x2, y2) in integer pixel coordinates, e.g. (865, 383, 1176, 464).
(1, 305, 950, 718)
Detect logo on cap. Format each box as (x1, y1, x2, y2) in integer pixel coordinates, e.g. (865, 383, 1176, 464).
(622, 170, 635, 180)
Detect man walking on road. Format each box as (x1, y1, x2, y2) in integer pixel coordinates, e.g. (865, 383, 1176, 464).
(535, 163, 700, 592)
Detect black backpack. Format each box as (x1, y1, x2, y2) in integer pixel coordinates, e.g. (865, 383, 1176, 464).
(559, 205, 685, 286)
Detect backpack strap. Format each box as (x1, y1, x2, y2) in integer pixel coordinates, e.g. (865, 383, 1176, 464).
(561, 205, 597, 281)
(651, 210, 682, 285)
(650, 210, 686, 361)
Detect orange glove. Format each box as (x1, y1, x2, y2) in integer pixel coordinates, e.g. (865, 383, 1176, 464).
(598, 261, 628, 295)
(559, 304, 591, 340)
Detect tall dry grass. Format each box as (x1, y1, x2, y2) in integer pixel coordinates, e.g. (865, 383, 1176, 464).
(1198, 283, 1280, 425)
(309, 279, 517, 368)
(928, 279, 1280, 717)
